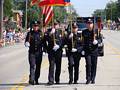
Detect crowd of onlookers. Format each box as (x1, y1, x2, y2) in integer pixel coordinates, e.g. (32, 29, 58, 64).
(0, 28, 24, 47)
(103, 21, 120, 30)
(109, 21, 120, 30)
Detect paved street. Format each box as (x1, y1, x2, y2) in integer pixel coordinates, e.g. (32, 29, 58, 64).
(0, 30, 120, 90)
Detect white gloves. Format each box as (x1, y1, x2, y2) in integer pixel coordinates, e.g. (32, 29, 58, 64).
(69, 33, 73, 38)
(81, 51, 85, 55)
(93, 40, 98, 45)
(53, 44, 60, 51)
(25, 42, 30, 47)
(98, 42, 103, 47)
(77, 30, 82, 34)
(50, 28, 55, 34)
(71, 48, 77, 52)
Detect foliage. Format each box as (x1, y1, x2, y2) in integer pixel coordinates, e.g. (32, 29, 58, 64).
(54, 6, 68, 23)
(93, 0, 120, 22)
(3, 0, 13, 17)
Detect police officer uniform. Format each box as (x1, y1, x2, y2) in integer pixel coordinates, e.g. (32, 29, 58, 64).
(25, 21, 45, 85)
(45, 23, 64, 85)
(66, 24, 83, 84)
(82, 20, 99, 84)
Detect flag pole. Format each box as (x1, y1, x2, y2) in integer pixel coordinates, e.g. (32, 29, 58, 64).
(52, 6, 56, 46)
(69, 5, 74, 48)
(41, 6, 44, 38)
(93, 16, 97, 41)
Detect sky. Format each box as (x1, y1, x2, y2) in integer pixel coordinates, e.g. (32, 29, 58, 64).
(71, 0, 117, 17)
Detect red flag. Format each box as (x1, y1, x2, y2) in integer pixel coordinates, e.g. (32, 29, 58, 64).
(39, 0, 71, 6)
(42, 6, 54, 26)
(39, 0, 50, 6)
(42, 6, 47, 14)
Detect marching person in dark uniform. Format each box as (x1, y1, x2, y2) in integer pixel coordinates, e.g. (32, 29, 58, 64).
(25, 21, 46, 85)
(66, 23, 83, 84)
(44, 22, 64, 85)
(82, 19, 99, 84)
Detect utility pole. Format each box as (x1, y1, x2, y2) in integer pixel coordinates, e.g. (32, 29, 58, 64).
(0, 0, 4, 40)
(25, 0, 28, 30)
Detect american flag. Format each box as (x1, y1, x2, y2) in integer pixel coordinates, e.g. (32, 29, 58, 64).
(42, 5, 54, 26)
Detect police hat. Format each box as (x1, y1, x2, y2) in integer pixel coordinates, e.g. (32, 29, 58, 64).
(87, 19, 93, 24)
(72, 23, 78, 28)
(32, 21, 40, 26)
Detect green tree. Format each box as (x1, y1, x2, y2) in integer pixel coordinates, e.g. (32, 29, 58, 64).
(52, 6, 78, 23)
(13, 0, 42, 28)
(27, 5, 41, 27)
(54, 6, 68, 23)
(93, 9, 104, 17)
(117, 0, 120, 17)
(105, 1, 118, 21)
(93, 1, 120, 22)
(3, 0, 13, 17)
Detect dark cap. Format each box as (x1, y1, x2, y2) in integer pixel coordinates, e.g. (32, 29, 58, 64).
(32, 21, 40, 26)
(72, 23, 78, 28)
(87, 19, 93, 24)
(54, 22, 58, 25)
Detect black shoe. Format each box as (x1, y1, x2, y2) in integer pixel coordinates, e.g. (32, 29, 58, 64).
(69, 81, 73, 84)
(55, 81, 60, 84)
(47, 82, 54, 85)
(74, 81, 78, 84)
(35, 80, 39, 85)
(91, 80, 95, 84)
(86, 80, 90, 84)
(29, 80, 35, 85)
